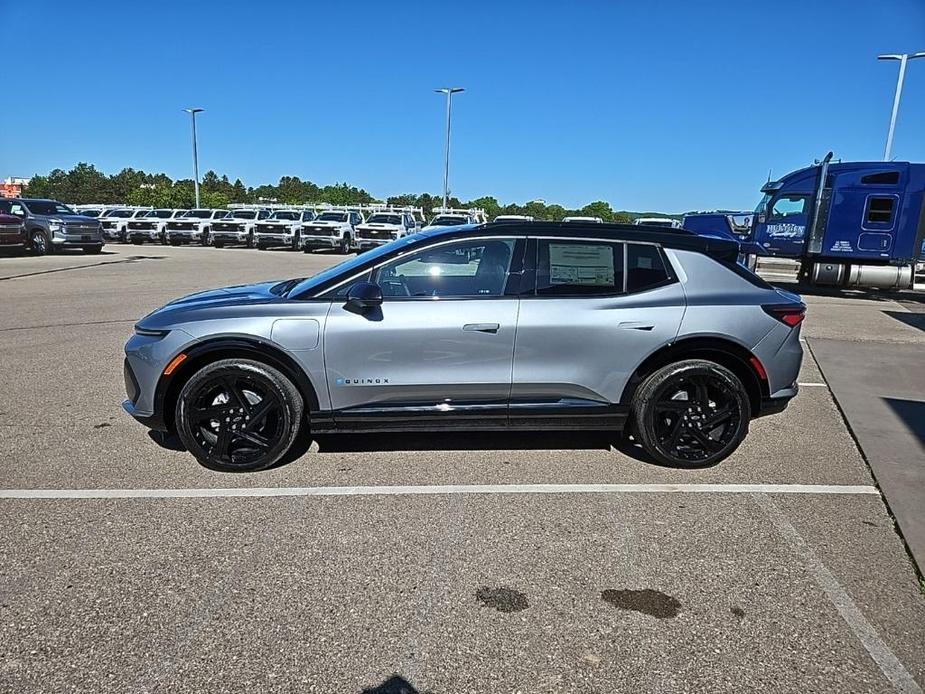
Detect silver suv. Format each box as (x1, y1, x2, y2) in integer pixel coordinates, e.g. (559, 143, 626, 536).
(123, 222, 804, 472)
(0, 198, 104, 255)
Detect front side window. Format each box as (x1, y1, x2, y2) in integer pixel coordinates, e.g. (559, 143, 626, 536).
(537, 240, 624, 296)
(374, 238, 516, 298)
(770, 195, 807, 219)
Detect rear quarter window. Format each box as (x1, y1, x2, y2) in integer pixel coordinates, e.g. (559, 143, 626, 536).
(626, 244, 672, 292)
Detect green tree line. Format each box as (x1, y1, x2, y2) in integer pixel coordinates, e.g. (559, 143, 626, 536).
(23, 162, 645, 222)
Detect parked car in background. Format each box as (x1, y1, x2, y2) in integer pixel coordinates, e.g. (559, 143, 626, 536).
(634, 217, 682, 229)
(0, 198, 104, 255)
(100, 208, 151, 242)
(254, 209, 315, 250)
(301, 210, 364, 254)
(73, 205, 119, 220)
(494, 215, 535, 222)
(0, 212, 27, 253)
(210, 208, 270, 248)
(354, 211, 419, 251)
(128, 209, 188, 245)
(122, 221, 804, 472)
(562, 216, 603, 223)
(165, 209, 229, 246)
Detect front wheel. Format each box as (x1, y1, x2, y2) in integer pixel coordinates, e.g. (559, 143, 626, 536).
(339, 235, 352, 254)
(83, 246, 103, 255)
(630, 359, 750, 468)
(30, 230, 49, 256)
(175, 359, 305, 472)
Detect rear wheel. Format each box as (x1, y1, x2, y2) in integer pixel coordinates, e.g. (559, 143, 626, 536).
(631, 359, 750, 468)
(175, 359, 305, 472)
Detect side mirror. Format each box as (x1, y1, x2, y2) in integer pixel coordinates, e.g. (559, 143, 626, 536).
(345, 281, 383, 311)
(757, 213, 766, 225)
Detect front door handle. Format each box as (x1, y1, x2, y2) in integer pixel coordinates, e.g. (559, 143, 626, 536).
(463, 323, 500, 333)
(618, 321, 655, 331)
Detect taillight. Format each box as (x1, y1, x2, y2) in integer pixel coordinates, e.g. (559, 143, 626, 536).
(763, 304, 806, 327)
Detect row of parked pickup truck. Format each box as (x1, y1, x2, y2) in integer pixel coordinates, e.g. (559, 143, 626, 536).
(72, 204, 487, 254)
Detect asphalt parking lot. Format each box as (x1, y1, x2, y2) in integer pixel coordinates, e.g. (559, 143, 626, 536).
(2, 244, 924, 693)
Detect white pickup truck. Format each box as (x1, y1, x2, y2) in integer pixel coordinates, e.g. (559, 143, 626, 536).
(165, 209, 230, 246)
(300, 210, 364, 254)
(354, 211, 419, 251)
(127, 209, 188, 244)
(210, 209, 270, 248)
(100, 208, 152, 241)
(254, 209, 315, 250)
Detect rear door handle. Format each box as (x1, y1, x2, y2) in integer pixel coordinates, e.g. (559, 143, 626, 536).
(463, 323, 500, 333)
(618, 321, 655, 331)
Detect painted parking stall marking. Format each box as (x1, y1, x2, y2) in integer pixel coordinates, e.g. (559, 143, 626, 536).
(0, 483, 880, 500)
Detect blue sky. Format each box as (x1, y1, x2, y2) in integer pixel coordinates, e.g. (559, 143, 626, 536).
(2, 0, 923, 212)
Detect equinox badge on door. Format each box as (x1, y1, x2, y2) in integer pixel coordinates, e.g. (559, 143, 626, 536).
(336, 377, 391, 386)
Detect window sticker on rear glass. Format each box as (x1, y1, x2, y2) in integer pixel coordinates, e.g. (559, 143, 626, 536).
(549, 243, 614, 286)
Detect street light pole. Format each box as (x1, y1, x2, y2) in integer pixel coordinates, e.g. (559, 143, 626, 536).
(878, 53, 925, 161)
(183, 108, 204, 207)
(434, 88, 464, 209)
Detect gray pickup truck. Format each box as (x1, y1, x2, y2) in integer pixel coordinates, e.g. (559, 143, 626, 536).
(0, 198, 105, 255)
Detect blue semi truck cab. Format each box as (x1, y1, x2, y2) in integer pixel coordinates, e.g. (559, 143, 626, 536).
(750, 153, 925, 289)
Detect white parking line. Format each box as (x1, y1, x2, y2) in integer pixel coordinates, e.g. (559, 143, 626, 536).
(0, 483, 880, 500)
(754, 493, 922, 694)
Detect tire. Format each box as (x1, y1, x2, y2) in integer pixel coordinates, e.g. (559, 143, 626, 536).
(83, 246, 103, 255)
(174, 359, 305, 472)
(339, 234, 351, 254)
(132, 239, 143, 245)
(630, 359, 750, 468)
(213, 241, 225, 249)
(29, 230, 49, 256)
(246, 234, 255, 249)
(170, 239, 181, 246)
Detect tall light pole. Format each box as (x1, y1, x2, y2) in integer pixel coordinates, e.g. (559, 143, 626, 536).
(434, 87, 464, 209)
(182, 108, 204, 207)
(878, 53, 925, 161)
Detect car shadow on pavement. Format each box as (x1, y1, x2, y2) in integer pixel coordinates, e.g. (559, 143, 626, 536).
(314, 430, 617, 453)
(882, 310, 925, 333)
(884, 398, 925, 446)
(362, 674, 422, 694)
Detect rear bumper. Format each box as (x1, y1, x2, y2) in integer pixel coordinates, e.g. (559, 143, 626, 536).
(756, 384, 798, 418)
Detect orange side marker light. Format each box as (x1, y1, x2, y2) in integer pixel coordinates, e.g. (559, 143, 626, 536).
(163, 353, 187, 375)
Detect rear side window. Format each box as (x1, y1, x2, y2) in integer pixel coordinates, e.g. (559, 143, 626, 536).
(865, 196, 896, 225)
(627, 244, 670, 292)
(537, 240, 624, 296)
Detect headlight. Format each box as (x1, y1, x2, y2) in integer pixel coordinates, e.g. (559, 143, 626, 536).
(134, 326, 170, 338)
(49, 222, 63, 232)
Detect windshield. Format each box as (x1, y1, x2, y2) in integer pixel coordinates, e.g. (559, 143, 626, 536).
(269, 211, 300, 220)
(367, 214, 402, 225)
(184, 209, 212, 218)
(231, 210, 257, 219)
(429, 215, 467, 226)
(108, 209, 134, 218)
(212, 210, 229, 218)
(146, 210, 173, 218)
(287, 235, 417, 298)
(638, 220, 674, 227)
(317, 213, 348, 222)
(81, 209, 102, 217)
(24, 200, 76, 216)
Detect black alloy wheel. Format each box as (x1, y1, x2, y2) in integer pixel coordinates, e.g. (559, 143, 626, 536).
(631, 359, 749, 468)
(30, 230, 49, 256)
(175, 359, 304, 472)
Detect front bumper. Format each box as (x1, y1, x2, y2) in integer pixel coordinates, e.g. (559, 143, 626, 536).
(212, 231, 250, 244)
(255, 233, 294, 246)
(166, 230, 201, 241)
(356, 237, 391, 249)
(302, 236, 339, 250)
(128, 229, 161, 241)
(51, 233, 105, 248)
